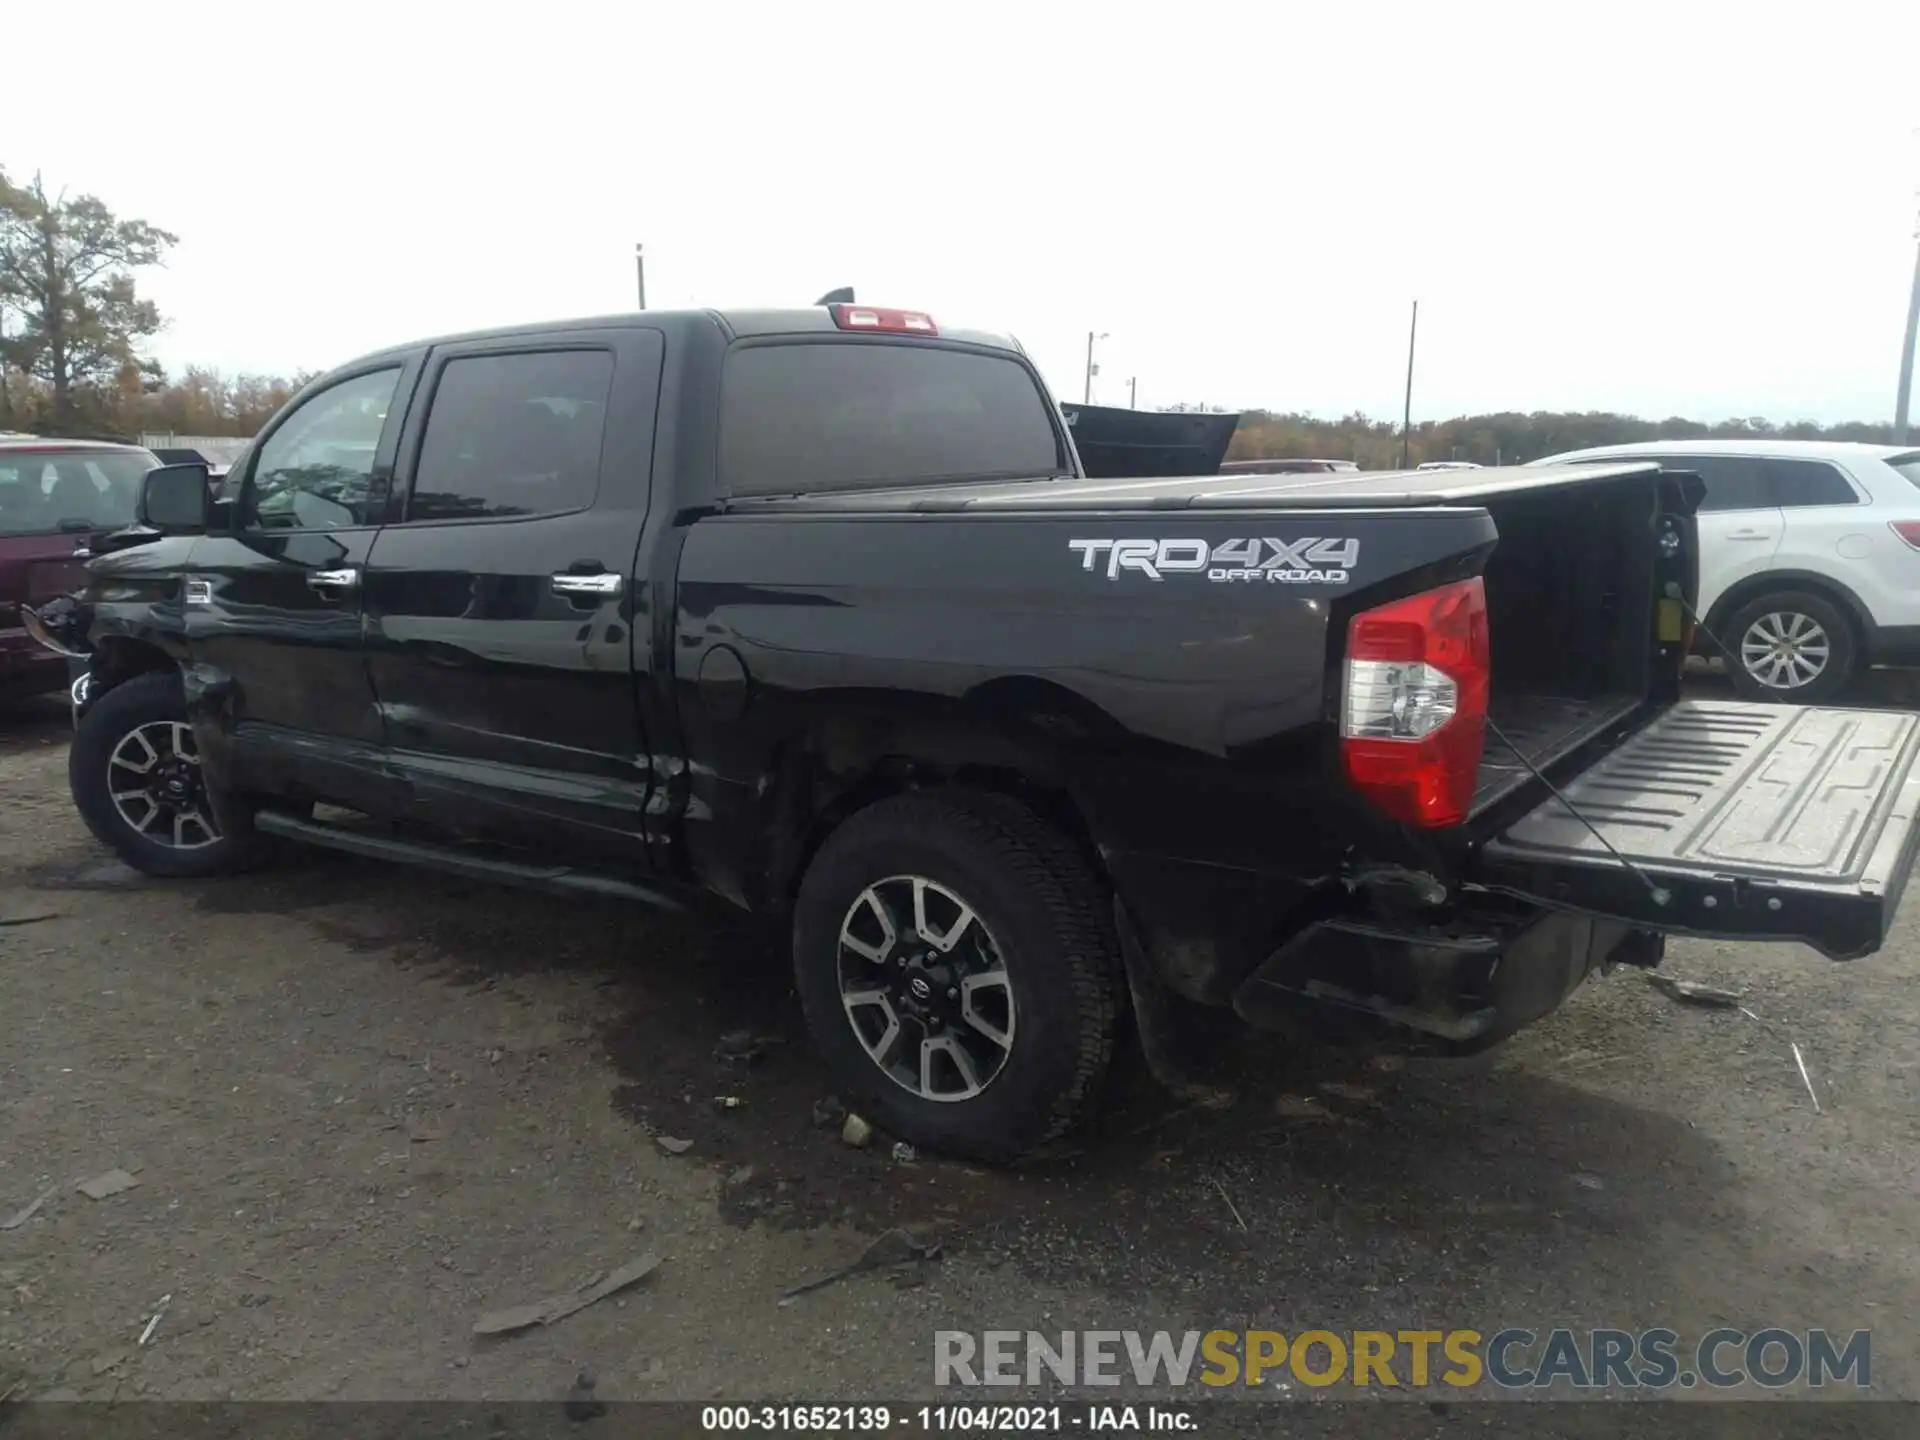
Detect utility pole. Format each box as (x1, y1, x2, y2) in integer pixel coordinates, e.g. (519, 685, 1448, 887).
(635, 242, 647, 311)
(1128, 376, 1137, 409)
(1400, 300, 1418, 470)
(1084, 331, 1108, 405)
(1897, 231, 1920, 444)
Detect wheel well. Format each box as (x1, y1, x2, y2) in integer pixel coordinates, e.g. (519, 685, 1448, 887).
(767, 705, 1112, 917)
(1704, 572, 1873, 652)
(92, 637, 178, 690)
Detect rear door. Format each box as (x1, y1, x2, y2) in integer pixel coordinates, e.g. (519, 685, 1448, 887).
(360, 327, 664, 866)
(1765, 455, 1872, 594)
(186, 359, 418, 809)
(1816, 452, 1920, 636)
(1475, 699, 1920, 960)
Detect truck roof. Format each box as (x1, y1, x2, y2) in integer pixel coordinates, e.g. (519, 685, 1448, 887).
(727, 460, 1666, 513)
(351, 307, 1026, 365)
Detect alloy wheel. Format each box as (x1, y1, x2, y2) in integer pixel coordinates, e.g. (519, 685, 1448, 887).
(108, 721, 221, 850)
(1739, 611, 1831, 691)
(835, 875, 1015, 1102)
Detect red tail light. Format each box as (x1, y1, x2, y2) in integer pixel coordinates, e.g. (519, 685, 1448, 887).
(828, 304, 938, 336)
(1890, 521, 1920, 551)
(1340, 578, 1490, 828)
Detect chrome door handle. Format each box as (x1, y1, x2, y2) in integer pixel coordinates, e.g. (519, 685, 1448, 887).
(551, 572, 622, 597)
(1725, 529, 1771, 541)
(307, 567, 359, 591)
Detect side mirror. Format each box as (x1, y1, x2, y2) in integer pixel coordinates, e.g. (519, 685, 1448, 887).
(137, 463, 212, 533)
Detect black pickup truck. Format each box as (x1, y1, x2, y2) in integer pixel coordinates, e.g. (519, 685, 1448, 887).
(28, 300, 1920, 1161)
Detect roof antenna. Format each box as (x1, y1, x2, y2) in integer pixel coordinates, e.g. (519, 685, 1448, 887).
(815, 287, 855, 306)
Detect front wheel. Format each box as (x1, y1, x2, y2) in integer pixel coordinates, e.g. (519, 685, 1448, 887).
(68, 671, 254, 878)
(1722, 590, 1858, 703)
(792, 789, 1121, 1163)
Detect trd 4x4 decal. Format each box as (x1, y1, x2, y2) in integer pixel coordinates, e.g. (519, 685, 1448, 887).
(1068, 537, 1359, 584)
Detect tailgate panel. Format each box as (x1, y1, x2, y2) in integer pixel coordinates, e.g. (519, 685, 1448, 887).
(1477, 701, 1920, 958)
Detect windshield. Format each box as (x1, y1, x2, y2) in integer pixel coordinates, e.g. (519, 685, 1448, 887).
(0, 449, 156, 537)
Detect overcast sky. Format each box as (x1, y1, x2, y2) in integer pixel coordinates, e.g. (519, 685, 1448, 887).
(9, 2, 1920, 424)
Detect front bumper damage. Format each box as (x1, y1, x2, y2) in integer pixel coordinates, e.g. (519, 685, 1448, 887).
(19, 592, 98, 725)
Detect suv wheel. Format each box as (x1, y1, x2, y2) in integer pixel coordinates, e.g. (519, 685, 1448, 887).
(793, 789, 1120, 1163)
(69, 671, 259, 878)
(1722, 591, 1857, 703)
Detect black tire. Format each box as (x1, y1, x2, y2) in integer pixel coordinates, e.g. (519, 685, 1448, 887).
(68, 671, 262, 878)
(792, 788, 1121, 1163)
(1721, 590, 1858, 704)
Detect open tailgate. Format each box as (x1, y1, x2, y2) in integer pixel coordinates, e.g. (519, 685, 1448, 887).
(1475, 701, 1920, 960)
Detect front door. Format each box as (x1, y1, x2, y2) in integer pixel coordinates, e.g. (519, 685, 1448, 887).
(1654, 454, 1783, 634)
(360, 330, 664, 867)
(185, 360, 419, 811)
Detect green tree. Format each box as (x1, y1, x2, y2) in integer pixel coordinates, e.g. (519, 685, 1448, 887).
(0, 168, 176, 432)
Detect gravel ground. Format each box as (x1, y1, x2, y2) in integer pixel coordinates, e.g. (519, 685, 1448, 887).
(3, 677, 1919, 1413)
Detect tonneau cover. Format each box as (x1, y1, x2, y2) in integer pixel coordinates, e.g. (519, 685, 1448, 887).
(725, 461, 1665, 513)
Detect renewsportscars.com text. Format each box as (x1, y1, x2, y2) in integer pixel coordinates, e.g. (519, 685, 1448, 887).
(933, 1328, 1870, 1391)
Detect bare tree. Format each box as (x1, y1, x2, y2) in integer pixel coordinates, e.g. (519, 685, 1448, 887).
(0, 168, 176, 431)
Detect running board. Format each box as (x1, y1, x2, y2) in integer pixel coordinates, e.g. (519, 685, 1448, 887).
(252, 810, 686, 912)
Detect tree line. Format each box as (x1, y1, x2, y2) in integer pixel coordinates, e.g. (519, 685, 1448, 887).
(2, 361, 313, 441)
(1221, 408, 1913, 469)
(4, 164, 1910, 459)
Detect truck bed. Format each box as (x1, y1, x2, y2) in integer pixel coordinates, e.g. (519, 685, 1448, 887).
(724, 461, 1663, 512)
(1475, 692, 1641, 809)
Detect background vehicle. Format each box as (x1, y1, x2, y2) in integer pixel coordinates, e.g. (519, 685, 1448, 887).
(1532, 440, 1920, 702)
(38, 305, 1920, 1162)
(149, 446, 236, 484)
(1058, 402, 1240, 478)
(1218, 458, 1360, 475)
(0, 437, 158, 703)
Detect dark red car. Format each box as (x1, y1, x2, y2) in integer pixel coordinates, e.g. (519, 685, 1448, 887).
(0, 437, 159, 703)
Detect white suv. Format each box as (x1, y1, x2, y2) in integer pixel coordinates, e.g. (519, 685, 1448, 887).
(1531, 440, 1920, 701)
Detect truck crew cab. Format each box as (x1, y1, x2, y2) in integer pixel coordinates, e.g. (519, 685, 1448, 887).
(30, 299, 1920, 1161)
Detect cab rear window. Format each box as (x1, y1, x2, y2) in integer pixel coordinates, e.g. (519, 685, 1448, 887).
(718, 341, 1063, 497)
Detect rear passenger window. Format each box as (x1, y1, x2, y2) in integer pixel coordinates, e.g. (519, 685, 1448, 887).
(1656, 456, 1771, 512)
(1766, 459, 1856, 507)
(406, 350, 613, 522)
(718, 342, 1063, 496)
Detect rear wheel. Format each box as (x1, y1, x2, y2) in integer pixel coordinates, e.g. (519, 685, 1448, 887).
(792, 789, 1121, 1163)
(68, 671, 263, 878)
(1722, 590, 1857, 703)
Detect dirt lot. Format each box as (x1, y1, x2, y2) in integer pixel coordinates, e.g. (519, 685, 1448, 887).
(4, 677, 1920, 1412)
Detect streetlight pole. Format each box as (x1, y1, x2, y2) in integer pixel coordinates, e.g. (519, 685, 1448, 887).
(1084, 331, 1108, 405)
(1128, 376, 1137, 409)
(635, 242, 647, 311)
(1400, 300, 1419, 470)
(1896, 230, 1920, 444)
